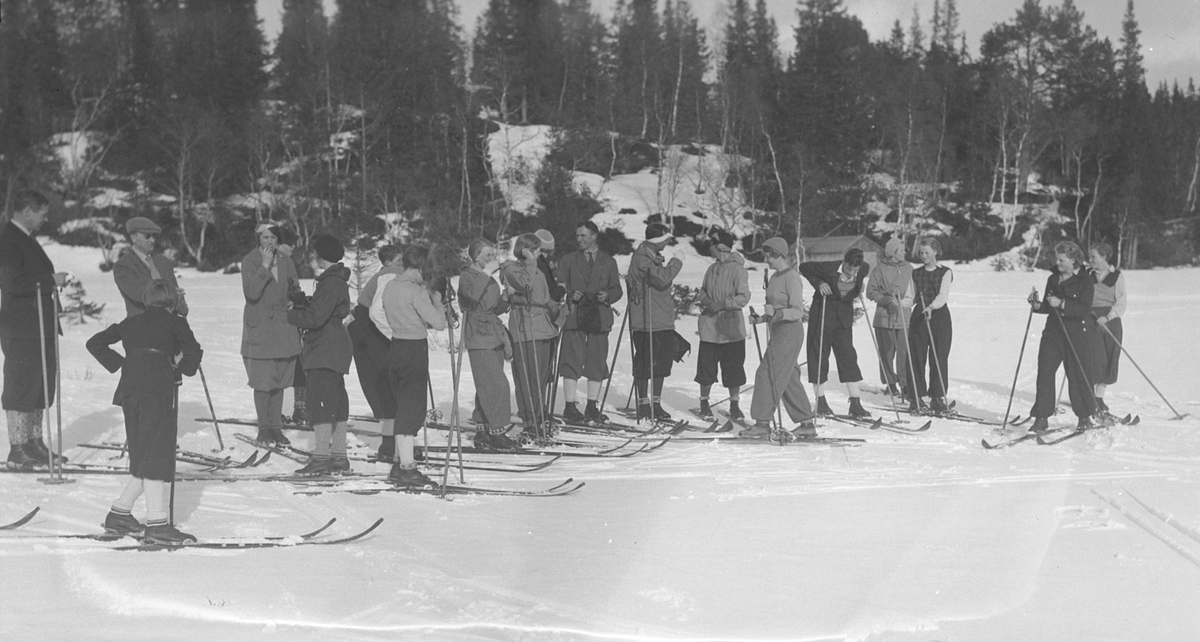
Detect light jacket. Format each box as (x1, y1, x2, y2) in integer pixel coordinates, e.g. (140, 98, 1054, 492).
(697, 252, 749, 343)
(500, 259, 558, 342)
(113, 248, 189, 318)
(627, 243, 682, 332)
(459, 266, 510, 350)
(866, 256, 913, 329)
(240, 247, 301, 359)
(287, 263, 353, 374)
(764, 266, 806, 333)
(381, 269, 447, 340)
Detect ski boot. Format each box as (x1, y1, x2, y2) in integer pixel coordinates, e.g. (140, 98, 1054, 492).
(255, 429, 277, 446)
(271, 428, 291, 446)
(329, 456, 352, 474)
(294, 456, 334, 476)
(376, 436, 396, 463)
(727, 400, 744, 421)
(486, 430, 520, 451)
(815, 396, 835, 417)
(652, 403, 673, 423)
(791, 421, 818, 439)
(389, 463, 436, 488)
(636, 401, 654, 423)
(1077, 415, 1094, 430)
(847, 397, 871, 419)
(27, 438, 68, 465)
(290, 386, 307, 426)
(584, 400, 608, 424)
(143, 522, 197, 545)
(929, 396, 950, 414)
(1029, 417, 1050, 433)
(103, 510, 145, 536)
(561, 402, 586, 424)
(738, 421, 772, 439)
(697, 400, 714, 420)
(5, 443, 42, 470)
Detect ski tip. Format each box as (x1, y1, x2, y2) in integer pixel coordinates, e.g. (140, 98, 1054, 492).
(868, 419, 883, 430)
(1128, 415, 1141, 425)
(980, 439, 995, 449)
(915, 420, 932, 432)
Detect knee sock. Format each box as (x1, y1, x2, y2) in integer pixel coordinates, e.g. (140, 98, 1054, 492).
(586, 380, 602, 401)
(652, 378, 664, 404)
(635, 378, 648, 404)
(269, 389, 284, 428)
(331, 422, 347, 457)
(379, 418, 395, 437)
(254, 390, 270, 427)
(699, 384, 712, 402)
(112, 477, 145, 513)
(6, 410, 25, 445)
(563, 378, 578, 404)
(314, 423, 332, 457)
(397, 434, 415, 468)
(144, 479, 168, 524)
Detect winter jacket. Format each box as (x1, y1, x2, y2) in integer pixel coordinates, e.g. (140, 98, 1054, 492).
(627, 243, 682, 332)
(287, 263, 353, 374)
(697, 252, 749, 343)
(113, 248, 189, 318)
(240, 247, 302, 360)
(380, 269, 447, 340)
(357, 263, 405, 308)
(557, 248, 623, 332)
(865, 258, 913, 329)
(0, 221, 60, 340)
(500, 259, 559, 342)
(1035, 268, 1096, 336)
(87, 306, 203, 404)
(459, 266, 510, 351)
(799, 260, 868, 330)
(538, 254, 566, 303)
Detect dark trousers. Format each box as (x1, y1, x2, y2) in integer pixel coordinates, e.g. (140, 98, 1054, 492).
(1, 335, 56, 411)
(388, 338, 428, 436)
(123, 392, 177, 481)
(908, 307, 952, 398)
(1032, 324, 1097, 419)
(806, 323, 861, 384)
(306, 368, 349, 425)
(349, 306, 396, 418)
(631, 330, 675, 379)
(695, 340, 747, 388)
(1095, 317, 1122, 385)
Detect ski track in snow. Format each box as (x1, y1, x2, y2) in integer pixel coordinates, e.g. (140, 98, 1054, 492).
(2, 243, 1200, 640)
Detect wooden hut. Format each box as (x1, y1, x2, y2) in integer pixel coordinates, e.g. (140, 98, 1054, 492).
(799, 235, 884, 270)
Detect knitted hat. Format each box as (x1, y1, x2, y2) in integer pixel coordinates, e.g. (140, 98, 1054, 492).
(534, 229, 555, 251)
(311, 234, 344, 263)
(126, 217, 162, 236)
(762, 237, 790, 258)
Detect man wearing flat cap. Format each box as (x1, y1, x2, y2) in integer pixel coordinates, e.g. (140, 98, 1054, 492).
(113, 216, 188, 318)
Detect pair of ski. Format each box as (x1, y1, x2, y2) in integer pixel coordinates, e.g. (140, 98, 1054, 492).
(194, 417, 380, 438)
(292, 477, 586, 498)
(870, 403, 1030, 428)
(0, 509, 384, 550)
(81, 442, 271, 472)
(420, 422, 669, 457)
(819, 412, 932, 435)
(674, 413, 866, 446)
(982, 413, 1138, 449)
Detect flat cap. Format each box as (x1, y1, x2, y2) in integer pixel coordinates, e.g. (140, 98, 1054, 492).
(126, 217, 162, 235)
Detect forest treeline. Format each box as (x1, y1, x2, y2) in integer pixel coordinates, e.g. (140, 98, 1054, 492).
(0, 0, 1197, 269)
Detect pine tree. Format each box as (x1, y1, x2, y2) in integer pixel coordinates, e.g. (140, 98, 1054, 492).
(274, 0, 329, 116)
(611, 0, 663, 138)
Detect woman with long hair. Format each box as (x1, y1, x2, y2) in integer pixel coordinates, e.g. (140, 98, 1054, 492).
(380, 245, 447, 487)
(459, 239, 519, 450)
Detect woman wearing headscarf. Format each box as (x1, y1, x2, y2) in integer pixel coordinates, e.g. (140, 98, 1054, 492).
(240, 222, 302, 446)
(865, 237, 914, 398)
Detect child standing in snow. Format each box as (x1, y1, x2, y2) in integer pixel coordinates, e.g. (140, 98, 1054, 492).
(287, 234, 354, 475)
(87, 279, 203, 545)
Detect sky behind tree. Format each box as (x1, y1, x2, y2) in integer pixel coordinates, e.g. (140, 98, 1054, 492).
(258, 0, 1197, 89)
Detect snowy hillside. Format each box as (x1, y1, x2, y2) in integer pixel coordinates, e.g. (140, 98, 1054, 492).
(2, 241, 1200, 640)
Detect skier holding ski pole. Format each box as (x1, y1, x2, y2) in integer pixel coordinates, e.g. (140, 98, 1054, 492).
(501, 233, 558, 441)
(1087, 243, 1127, 420)
(627, 223, 683, 423)
(743, 237, 818, 440)
(1026, 241, 1100, 432)
(459, 239, 520, 450)
(908, 237, 953, 413)
(693, 229, 749, 422)
(800, 247, 870, 419)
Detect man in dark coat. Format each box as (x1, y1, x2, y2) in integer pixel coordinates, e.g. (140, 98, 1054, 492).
(0, 190, 69, 469)
(113, 216, 189, 318)
(799, 248, 871, 418)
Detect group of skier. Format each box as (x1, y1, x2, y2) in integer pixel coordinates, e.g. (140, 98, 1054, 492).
(0, 189, 1133, 542)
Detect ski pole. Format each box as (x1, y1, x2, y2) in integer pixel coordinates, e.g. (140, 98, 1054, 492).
(599, 304, 629, 413)
(895, 287, 924, 412)
(36, 285, 65, 484)
(197, 365, 225, 451)
(644, 273, 654, 421)
(1001, 294, 1037, 432)
(814, 296, 827, 409)
(52, 288, 65, 480)
(523, 302, 547, 438)
(441, 304, 466, 495)
(860, 292, 903, 423)
(1095, 319, 1189, 420)
(917, 292, 948, 403)
(707, 384, 755, 409)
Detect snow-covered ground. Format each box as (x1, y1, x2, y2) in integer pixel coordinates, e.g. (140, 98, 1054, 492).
(3, 241, 1200, 641)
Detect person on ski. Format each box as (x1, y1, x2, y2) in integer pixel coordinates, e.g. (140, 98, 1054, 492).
(87, 279, 203, 545)
(1088, 242, 1126, 423)
(556, 221, 623, 424)
(1027, 241, 1099, 432)
(907, 237, 954, 413)
(0, 189, 69, 469)
(287, 234, 354, 476)
(500, 233, 560, 438)
(380, 245, 447, 487)
(742, 237, 819, 439)
(694, 229, 750, 421)
(240, 222, 302, 446)
(865, 236, 913, 398)
(112, 216, 189, 319)
(800, 247, 870, 419)
(348, 244, 403, 462)
(459, 238, 520, 450)
(627, 222, 684, 422)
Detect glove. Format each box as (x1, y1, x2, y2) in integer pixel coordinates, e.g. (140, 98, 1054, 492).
(286, 278, 308, 307)
(1027, 291, 1040, 305)
(762, 304, 774, 318)
(886, 299, 900, 314)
